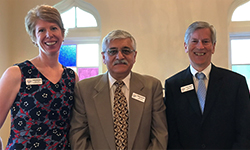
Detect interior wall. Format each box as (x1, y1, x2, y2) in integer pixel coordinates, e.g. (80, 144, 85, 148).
(7, 0, 61, 64)
(0, 1, 10, 75)
(85, 0, 234, 82)
(0, 0, 10, 148)
(6, 0, 235, 82)
(0, 0, 239, 148)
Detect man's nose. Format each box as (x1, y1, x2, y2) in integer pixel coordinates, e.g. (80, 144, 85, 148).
(115, 50, 125, 59)
(197, 41, 205, 49)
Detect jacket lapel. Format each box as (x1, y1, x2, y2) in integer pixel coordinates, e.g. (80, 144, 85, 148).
(181, 65, 224, 122)
(127, 72, 145, 149)
(93, 73, 116, 149)
(202, 64, 223, 122)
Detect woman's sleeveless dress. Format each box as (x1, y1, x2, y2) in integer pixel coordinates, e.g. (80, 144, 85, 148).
(6, 60, 76, 150)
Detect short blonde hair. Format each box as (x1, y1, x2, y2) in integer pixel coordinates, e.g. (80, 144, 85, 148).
(25, 5, 65, 45)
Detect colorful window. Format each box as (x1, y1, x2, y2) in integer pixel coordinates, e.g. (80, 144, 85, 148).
(59, 44, 99, 80)
(55, 1, 101, 81)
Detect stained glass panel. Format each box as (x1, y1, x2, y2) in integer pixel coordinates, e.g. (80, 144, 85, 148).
(78, 67, 98, 80)
(59, 45, 77, 67)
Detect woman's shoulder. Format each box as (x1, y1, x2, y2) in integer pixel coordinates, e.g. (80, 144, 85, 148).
(14, 60, 31, 67)
(2, 65, 21, 79)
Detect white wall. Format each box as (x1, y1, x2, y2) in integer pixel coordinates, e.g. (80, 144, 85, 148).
(0, 1, 10, 75)
(5, 0, 235, 82)
(0, 0, 10, 148)
(86, 0, 234, 81)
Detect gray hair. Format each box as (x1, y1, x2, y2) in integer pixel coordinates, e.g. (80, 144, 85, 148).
(184, 21, 216, 45)
(102, 30, 136, 52)
(25, 4, 65, 45)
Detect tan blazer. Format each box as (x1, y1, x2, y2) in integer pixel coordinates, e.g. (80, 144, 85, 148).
(69, 72, 168, 150)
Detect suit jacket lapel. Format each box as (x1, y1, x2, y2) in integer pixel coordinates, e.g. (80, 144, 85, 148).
(128, 72, 145, 149)
(182, 67, 202, 117)
(93, 73, 116, 149)
(181, 65, 224, 123)
(202, 64, 223, 122)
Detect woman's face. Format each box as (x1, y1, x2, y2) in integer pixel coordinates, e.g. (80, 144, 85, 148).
(35, 19, 64, 56)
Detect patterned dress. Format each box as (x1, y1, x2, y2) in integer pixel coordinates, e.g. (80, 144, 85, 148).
(6, 60, 76, 150)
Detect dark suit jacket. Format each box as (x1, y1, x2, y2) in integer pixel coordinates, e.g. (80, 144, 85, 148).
(164, 64, 250, 149)
(70, 72, 168, 150)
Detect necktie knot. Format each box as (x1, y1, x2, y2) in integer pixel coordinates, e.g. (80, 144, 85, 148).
(115, 81, 124, 88)
(196, 72, 206, 80)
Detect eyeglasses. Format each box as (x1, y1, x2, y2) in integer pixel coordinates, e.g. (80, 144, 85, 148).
(106, 48, 135, 56)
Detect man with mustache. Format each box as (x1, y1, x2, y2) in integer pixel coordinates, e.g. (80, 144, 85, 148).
(164, 21, 250, 149)
(69, 30, 168, 150)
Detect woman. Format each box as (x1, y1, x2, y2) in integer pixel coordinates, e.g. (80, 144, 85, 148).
(0, 5, 79, 149)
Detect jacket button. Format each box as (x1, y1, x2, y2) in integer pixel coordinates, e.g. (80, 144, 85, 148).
(201, 144, 206, 148)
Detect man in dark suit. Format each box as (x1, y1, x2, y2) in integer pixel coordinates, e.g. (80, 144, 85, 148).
(70, 30, 168, 150)
(164, 21, 250, 149)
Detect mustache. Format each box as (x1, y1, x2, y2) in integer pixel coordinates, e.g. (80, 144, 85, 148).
(113, 59, 128, 65)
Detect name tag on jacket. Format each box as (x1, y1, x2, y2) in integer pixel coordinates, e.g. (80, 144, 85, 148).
(180, 84, 194, 93)
(132, 92, 146, 103)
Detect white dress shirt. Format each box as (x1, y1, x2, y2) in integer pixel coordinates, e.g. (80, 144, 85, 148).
(190, 64, 211, 92)
(108, 72, 131, 111)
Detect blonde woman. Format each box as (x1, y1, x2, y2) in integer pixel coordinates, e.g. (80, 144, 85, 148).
(0, 5, 78, 149)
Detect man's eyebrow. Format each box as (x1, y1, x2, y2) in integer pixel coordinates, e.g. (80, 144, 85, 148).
(109, 47, 118, 49)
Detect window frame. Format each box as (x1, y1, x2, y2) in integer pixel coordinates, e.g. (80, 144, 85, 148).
(54, 0, 103, 78)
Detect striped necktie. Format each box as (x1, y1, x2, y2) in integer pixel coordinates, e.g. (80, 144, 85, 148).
(196, 72, 206, 113)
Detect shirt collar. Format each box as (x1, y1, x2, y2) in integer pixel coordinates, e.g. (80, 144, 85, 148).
(108, 72, 131, 90)
(190, 63, 211, 79)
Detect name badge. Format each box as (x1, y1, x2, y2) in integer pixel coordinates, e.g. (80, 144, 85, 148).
(26, 78, 43, 85)
(132, 92, 146, 103)
(180, 84, 194, 93)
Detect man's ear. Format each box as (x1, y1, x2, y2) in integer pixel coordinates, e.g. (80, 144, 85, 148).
(184, 42, 188, 53)
(101, 52, 107, 64)
(133, 51, 137, 63)
(212, 42, 216, 54)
